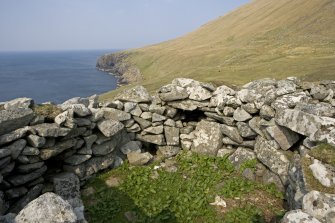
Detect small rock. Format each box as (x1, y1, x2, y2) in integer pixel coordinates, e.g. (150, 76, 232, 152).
(127, 151, 153, 166)
(233, 107, 252, 122)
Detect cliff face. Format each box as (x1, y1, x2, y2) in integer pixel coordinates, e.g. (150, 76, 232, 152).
(96, 52, 142, 85)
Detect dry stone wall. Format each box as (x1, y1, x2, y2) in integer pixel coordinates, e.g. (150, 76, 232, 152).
(1, 77, 335, 222)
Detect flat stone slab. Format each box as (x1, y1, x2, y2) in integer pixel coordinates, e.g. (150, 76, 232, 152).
(0, 108, 34, 136)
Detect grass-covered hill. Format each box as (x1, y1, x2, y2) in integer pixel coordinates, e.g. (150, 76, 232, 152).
(98, 0, 335, 99)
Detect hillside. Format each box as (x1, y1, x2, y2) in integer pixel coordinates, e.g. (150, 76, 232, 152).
(97, 0, 335, 97)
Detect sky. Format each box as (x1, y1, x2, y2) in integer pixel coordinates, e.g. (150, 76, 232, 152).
(0, 0, 249, 52)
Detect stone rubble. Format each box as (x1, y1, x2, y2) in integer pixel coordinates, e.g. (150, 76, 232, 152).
(0, 77, 335, 222)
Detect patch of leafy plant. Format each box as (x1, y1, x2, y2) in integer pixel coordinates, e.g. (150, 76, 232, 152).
(83, 151, 284, 223)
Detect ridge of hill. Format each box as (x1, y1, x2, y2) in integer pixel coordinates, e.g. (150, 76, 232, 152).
(97, 0, 335, 98)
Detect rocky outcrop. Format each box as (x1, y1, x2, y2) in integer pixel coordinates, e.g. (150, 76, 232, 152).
(1, 77, 335, 222)
(96, 52, 143, 85)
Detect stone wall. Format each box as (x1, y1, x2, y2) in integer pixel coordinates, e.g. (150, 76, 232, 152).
(1, 77, 335, 222)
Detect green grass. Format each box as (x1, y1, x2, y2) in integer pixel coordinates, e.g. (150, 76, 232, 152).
(309, 143, 335, 166)
(33, 104, 62, 122)
(82, 151, 285, 223)
(99, 0, 335, 100)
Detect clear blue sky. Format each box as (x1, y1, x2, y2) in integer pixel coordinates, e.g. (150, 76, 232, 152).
(0, 0, 249, 52)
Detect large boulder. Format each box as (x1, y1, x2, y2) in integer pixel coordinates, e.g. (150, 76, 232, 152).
(281, 209, 321, 223)
(254, 137, 290, 184)
(158, 84, 189, 102)
(15, 192, 77, 223)
(191, 120, 223, 156)
(302, 191, 335, 223)
(114, 86, 151, 103)
(97, 120, 124, 137)
(309, 159, 335, 187)
(102, 108, 131, 121)
(3, 97, 33, 110)
(0, 108, 34, 136)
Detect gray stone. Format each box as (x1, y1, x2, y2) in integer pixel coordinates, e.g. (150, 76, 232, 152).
(259, 105, 276, 120)
(158, 84, 189, 102)
(92, 138, 118, 156)
(127, 151, 153, 166)
(83, 134, 97, 150)
(61, 97, 89, 107)
(165, 107, 178, 118)
(64, 155, 91, 165)
(0, 213, 16, 223)
(127, 123, 141, 133)
(136, 134, 166, 145)
(164, 126, 180, 146)
(310, 85, 330, 100)
(54, 110, 70, 126)
(97, 119, 124, 137)
(8, 184, 43, 214)
(4, 97, 33, 110)
(152, 113, 166, 122)
(33, 123, 71, 137)
(276, 79, 297, 96)
(102, 107, 131, 121)
(222, 107, 235, 117)
(144, 125, 164, 135)
(233, 107, 252, 122)
(26, 135, 45, 148)
(133, 116, 152, 129)
(164, 119, 176, 127)
(120, 141, 142, 154)
(77, 146, 92, 155)
(0, 127, 31, 146)
(5, 187, 28, 199)
(17, 162, 44, 174)
(140, 112, 152, 120)
(281, 210, 321, 223)
(295, 102, 335, 117)
(0, 157, 11, 169)
(157, 146, 181, 159)
(21, 146, 39, 156)
(7, 165, 47, 186)
(241, 103, 259, 114)
(272, 92, 310, 110)
(167, 100, 209, 111)
(53, 172, 80, 201)
(149, 104, 165, 115)
(275, 109, 335, 145)
(236, 122, 257, 138)
(0, 108, 34, 136)
(191, 120, 222, 156)
(0, 148, 11, 159)
(188, 85, 212, 101)
(29, 115, 45, 125)
(115, 86, 152, 103)
(302, 190, 335, 222)
(15, 192, 77, 223)
(124, 119, 135, 128)
(266, 124, 300, 150)
(309, 159, 335, 187)
(228, 147, 256, 169)
(221, 124, 243, 144)
(61, 104, 91, 117)
(75, 118, 91, 127)
(254, 137, 290, 184)
(0, 162, 15, 175)
(39, 139, 77, 160)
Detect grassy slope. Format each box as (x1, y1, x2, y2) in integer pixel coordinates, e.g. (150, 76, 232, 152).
(101, 0, 335, 100)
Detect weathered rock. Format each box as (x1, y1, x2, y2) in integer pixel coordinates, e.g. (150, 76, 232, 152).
(136, 134, 166, 145)
(241, 103, 258, 114)
(301, 99, 333, 115)
(15, 192, 77, 223)
(0, 213, 16, 223)
(127, 151, 153, 166)
(26, 135, 45, 148)
(144, 125, 164, 135)
(97, 120, 124, 137)
(0, 108, 34, 136)
(164, 126, 180, 146)
(276, 80, 297, 96)
(254, 137, 290, 184)
(4, 97, 33, 110)
(92, 138, 118, 156)
(310, 85, 330, 100)
(266, 124, 300, 150)
(275, 109, 335, 145)
(83, 134, 97, 150)
(228, 147, 256, 169)
(188, 85, 212, 101)
(127, 123, 141, 133)
(102, 107, 131, 121)
(115, 86, 152, 103)
(64, 155, 91, 165)
(21, 146, 40, 156)
(140, 112, 152, 120)
(191, 120, 222, 156)
(167, 100, 209, 111)
(0, 127, 31, 146)
(272, 92, 310, 110)
(281, 209, 321, 223)
(133, 116, 152, 129)
(17, 162, 44, 174)
(165, 107, 178, 118)
(33, 123, 71, 137)
(236, 122, 257, 138)
(309, 159, 335, 187)
(5, 187, 28, 199)
(9, 184, 43, 214)
(158, 85, 189, 102)
(39, 139, 77, 160)
(120, 141, 142, 154)
(7, 165, 47, 186)
(213, 85, 235, 96)
(152, 113, 166, 122)
(302, 190, 335, 223)
(233, 107, 252, 122)
(259, 105, 276, 120)
(157, 146, 181, 159)
(221, 124, 243, 144)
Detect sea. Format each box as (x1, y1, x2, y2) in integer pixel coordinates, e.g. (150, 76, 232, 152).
(0, 50, 118, 104)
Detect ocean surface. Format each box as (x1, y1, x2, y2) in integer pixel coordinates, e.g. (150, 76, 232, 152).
(0, 50, 118, 104)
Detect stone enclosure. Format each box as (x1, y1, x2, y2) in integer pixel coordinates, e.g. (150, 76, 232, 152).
(0, 77, 335, 222)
